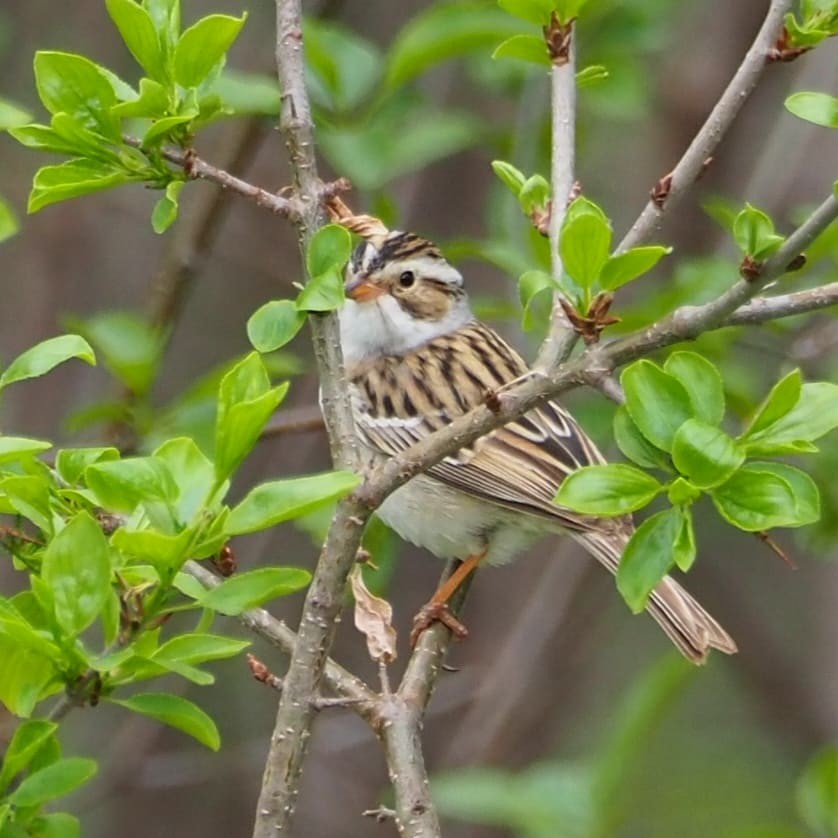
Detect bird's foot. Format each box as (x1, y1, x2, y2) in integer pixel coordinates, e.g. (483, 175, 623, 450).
(410, 601, 468, 647)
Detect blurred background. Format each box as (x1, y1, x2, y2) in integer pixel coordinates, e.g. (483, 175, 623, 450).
(2, 0, 838, 835)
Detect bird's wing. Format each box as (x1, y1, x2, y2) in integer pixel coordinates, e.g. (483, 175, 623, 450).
(348, 322, 610, 532)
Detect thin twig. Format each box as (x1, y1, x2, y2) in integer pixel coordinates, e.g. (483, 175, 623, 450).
(616, 0, 793, 253)
(725, 282, 838, 326)
(536, 22, 578, 370)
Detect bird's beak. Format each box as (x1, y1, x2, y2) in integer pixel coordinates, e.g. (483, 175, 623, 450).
(345, 276, 386, 303)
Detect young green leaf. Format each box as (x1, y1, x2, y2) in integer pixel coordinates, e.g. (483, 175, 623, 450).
(621, 360, 693, 452)
(786, 91, 838, 128)
(0, 334, 95, 389)
(214, 353, 289, 482)
(0, 636, 60, 717)
(599, 246, 671, 291)
(743, 368, 802, 437)
(174, 13, 248, 89)
(247, 300, 306, 353)
(85, 456, 177, 513)
(307, 224, 353, 277)
(616, 508, 682, 613)
(0, 476, 52, 533)
(152, 634, 249, 668)
(560, 201, 612, 288)
(33, 51, 120, 140)
(491, 160, 527, 196)
(151, 180, 184, 234)
(744, 382, 838, 452)
(576, 64, 609, 87)
(664, 351, 725, 426)
(196, 567, 312, 614)
(227, 471, 361, 535)
(667, 477, 701, 507)
(671, 419, 744, 488)
(55, 447, 120, 486)
(0, 437, 52, 465)
(0, 720, 58, 795)
(111, 78, 170, 118)
(748, 462, 820, 527)
(106, 0, 165, 81)
(710, 466, 796, 531)
(497, 0, 553, 25)
(109, 693, 220, 750)
(111, 528, 193, 577)
(555, 464, 662, 516)
(153, 437, 217, 524)
(42, 512, 112, 636)
(0, 97, 33, 130)
(8, 757, 97, 807)
(28, 159, 131, 213)
(613, 406, 671, 471)
(295, 268, 345, 312)
(673, 507, 697, 572)
(554, 0, 591, 23)
(732, 203, 785, 259)
(518, 174, 550, 214)
(492, 34, 550, 65)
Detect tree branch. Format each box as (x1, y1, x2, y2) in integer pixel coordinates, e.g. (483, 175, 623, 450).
(536, 22, 578, 370)
(726, 281, 838, 326)
(251, 2, 367, 834)
(616, 0, 793, 253)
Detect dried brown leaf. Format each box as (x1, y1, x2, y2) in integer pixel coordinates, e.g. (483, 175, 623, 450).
(349, 565, 397, 663)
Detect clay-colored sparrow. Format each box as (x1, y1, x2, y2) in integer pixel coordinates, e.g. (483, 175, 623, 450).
(339, 230, 736, 663)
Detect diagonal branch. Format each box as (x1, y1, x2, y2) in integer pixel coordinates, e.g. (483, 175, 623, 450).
(725, 281, 838, 326)
(616, 0, 793, 253)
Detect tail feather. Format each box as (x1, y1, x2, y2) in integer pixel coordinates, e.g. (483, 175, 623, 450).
(573, 531, 737, 664)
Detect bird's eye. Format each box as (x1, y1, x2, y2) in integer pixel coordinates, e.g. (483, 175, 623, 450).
(398, 270, 415, 288)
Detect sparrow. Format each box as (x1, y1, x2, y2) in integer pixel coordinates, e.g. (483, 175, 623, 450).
(338, 229, 737, 663)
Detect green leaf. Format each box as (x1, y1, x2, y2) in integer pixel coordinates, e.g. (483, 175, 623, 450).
(613, 406, 671, 470)
(153, 633, 249, 669)
(214, 353, 289, 483)
(671, 419, 744, 489)
(711, 466, 796, 531)
(106, 0, 165, 81)
(497, 0, 554, 25)
(0, 637, 59, 717)
(492, 34, 550, 66)
(109, 693, 220, 750)
(576, 64, 609, 87)
(617, 508, 682, 613)
(554, 0, 591, 23)
(151, 180, 184, 234)
(174, 13, 248, 89)
(786, 91, 838, 128)
(667, 476, 701, 506)
(85, 457, 177, 513)
(0, 476, 52, 533)
(0, 720, 58, 795)
(8, 123, 82, 156)
(295, 268, 345, 313)
(732, 203, 785, 259)
(555, 464, 662, 516)
(28, 159, 131, 213)
(621, 360, 693, 452)
(599, 246, 671, 291)
(196, 567, 311, 615)
(744, 368, 802, 437)
(33, 51, 120, 140)
(111, 527, 193, 576)
(745, 382, 838, 452)
(306, 224, 353, 278)
(9, 757, 97, 807)
(247, 300, 306, 353)
(29, 813, 82, 838)
(796, 746, 838, 836)
(384, 2, 527, 90)
(0, 437, 52, 464)
(0, 97, 33, 130)
(227, 471, 360, 535)
(141, 108, 197, 146)
(208, 69, 279, 116)
(560, 200, 612, 288)
(70, 310, 163, 396)
(673, 507, 697, 572)
(491, 160, 526, 196)
(748, 462, 820, 527)
(518, 174, 550, 214)
(517, 270, 554, 332)
(153, 437, 217, 524)
(144, 0, 181, 53)
(55, 447, 119, 486)
(664, 351, 725, 426)
(42, 512, 111, 636)
(0, 335, 95, 389)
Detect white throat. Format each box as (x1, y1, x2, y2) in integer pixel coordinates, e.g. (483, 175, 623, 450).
(339, 294, 472, 363)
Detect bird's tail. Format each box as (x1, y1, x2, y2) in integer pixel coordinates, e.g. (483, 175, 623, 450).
(574, 531, 737, 664)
